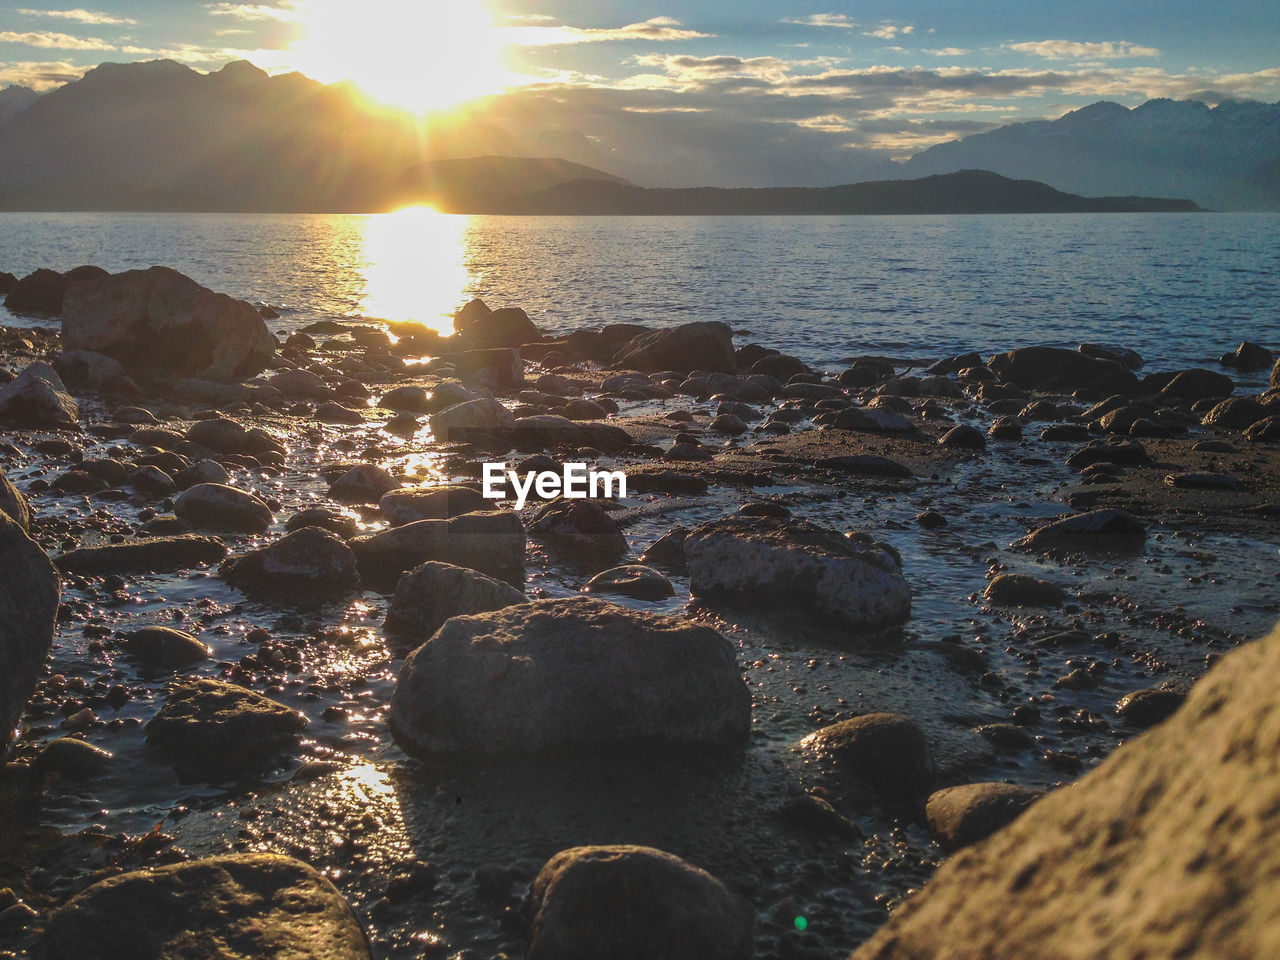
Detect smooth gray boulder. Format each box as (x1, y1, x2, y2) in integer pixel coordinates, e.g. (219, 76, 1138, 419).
(349, 510, 525, 588)
(222, 527, 362, 603)
(36, 853, 371, 960)
(0, 361, 78, 428)
(383, 561, 525, 642)
(389, 597, 751, 756)
(0, 511, 59, 755)
(684, 516, 911, 630)
(527, 845, 753, 960)
(175, 483, 273, 533)
(61, 265, 277, 383)
(428, 397, 514, 442)
(848, 623, 1280, 960)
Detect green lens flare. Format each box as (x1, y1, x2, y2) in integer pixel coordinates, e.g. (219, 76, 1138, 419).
(795, 916, 808, 931)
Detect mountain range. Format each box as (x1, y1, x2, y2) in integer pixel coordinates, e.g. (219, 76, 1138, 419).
(0, 59, 1271, 212)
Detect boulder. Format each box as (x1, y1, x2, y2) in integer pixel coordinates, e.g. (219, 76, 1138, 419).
(847, 623, 1280, 960)
(36, 854, 370, 960)
(1219, 341, 1272, 371)
(380, 484, 489, 525)
(831, 406, 915, 433)
(1159, 368, 1234, 402)
(451, 347, 524, 387)
(1115, 688, 1187, 728)
(611, 321, 736, 374)
(34, 737, 114, 779)
(61, 265, 277, 383)
(797, 712, 935, 805)
(527, 846, 753, 960)
(987, 346, 1123, 390)
(1201, 396, 1267, 429)
(939, 424, 987, 449)
(1015, 508, 1146, 552)
(2, 266, 106, 315)
(55, 535, 226, 574)
(122, 626, 211, 669)
(0, 512, 59, 755)
(267, 367, 329, 399)
(511, 415, 633, 453)
(378, 384, 430, 412)
(175, 483, 273, 533)
(454, 306, 540, 349)
(52, 349, 126, 389)
(0, 361, 78, 428)
(146, 678, 307, 779)
(583, 564, 675, 600)
(349, 510, 525, 588)
(185, 417, 247, 453)
(984, 573, 1067, 607)
(684, 516, 911, 630)
(925, 782, 1043, 851)
(389, 597, 751, 756)
(529, 498, 629, 565)
(222, 527, 362, 603)
(327, 464, 399, 503)
(428, 397, 514, 442)
(0, 467, 32, 532)
(383, 561, 525, 642)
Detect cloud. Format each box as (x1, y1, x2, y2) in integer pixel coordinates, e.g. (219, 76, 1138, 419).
(205, 2, 304, 22)
(781, 14, 856, 29)
(0, 58, 88, 90)
(863, 24, 914, 40)
(502, 17, 711, 47)
(15, 8, 136, 25)
(924, 47, 970, 57)
(1006, 40, 1160, 59)
(0, 30, 114, 51)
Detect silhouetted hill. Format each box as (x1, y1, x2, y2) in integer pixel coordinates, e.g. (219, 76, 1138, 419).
(430, 170, 1200, 215)
(903, 98, 1280, 210)
(0, 85, 37, 125)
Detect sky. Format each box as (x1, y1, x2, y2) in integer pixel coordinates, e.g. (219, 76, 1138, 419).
(1, 2, 1278, 184)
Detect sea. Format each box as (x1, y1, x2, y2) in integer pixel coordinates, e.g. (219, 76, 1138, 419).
(1, 210, 1277, 379)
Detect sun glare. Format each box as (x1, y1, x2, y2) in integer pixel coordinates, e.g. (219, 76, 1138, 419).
(360, 205, 474, 335)
(290, 0, 509, 112)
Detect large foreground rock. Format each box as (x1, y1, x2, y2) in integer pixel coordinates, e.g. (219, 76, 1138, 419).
(684, 516, 911, 630)
(848, 623, 1280, 960)
(527, 845, 753, 960)
(611, 321, 737, 374)
(62, 265, 277, 382)
(0, 467, 32, 532)
(0, 361, 78, 428)
(222, 527, 362, 603)
(175, 483, 273, 533)
(383, 561, 524, 642)
(349, 510, 525, 588)
(389, 597, 751, 756)
(0, 512, 60, 755)
(55, 535, 227, 574)
(987, 346, 1124, 391)
(36, 853, 371, 960)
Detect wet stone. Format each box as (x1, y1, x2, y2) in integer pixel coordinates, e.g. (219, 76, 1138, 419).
(926, 782, 1044, 852)
(984, 573, 1067, 607)
(123, 626, 211, 669)
(383, 560, 525, 644)
(582, 564, 675, 600)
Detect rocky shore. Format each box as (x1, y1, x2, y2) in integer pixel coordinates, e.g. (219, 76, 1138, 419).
(0, 263, 1278, 958)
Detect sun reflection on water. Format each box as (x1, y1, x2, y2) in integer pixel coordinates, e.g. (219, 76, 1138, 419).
(359, 206, 474, 336)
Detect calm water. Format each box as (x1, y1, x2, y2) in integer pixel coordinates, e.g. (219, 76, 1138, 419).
(1, 210, 1277, 374)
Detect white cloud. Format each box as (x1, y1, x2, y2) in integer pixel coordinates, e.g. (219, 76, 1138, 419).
(0, 58, 88, 89)
(782, 13, 856, 29)
(1006, 40, 1160, 60)
(863, 24, 914, 40)
(15, 8, 137, 25)
(0, 30, 114, 50)
(503, 17, 711, 47)
(924, 47, 970, 57)
(205, 2, 304, 22)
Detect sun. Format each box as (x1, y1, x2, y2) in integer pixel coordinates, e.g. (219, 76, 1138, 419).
(289, 0, 510, 113)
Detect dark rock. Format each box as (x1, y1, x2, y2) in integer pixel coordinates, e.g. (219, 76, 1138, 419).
(751, 353, 807, 380)
(915, 509, 947, 529)
(454, 306, 539, 349)
(428, 397, 514, 442)
(1116, 688, 1187, 728)
(988, 416, 1023, 440)
(123, 626, 211, 669)
(832, 406, 915, 433)
(940, 424, 987, 449)
(267, 367, 329, 399)
(390, 597, 751, 756)
(1016, 508, 1146, 551)
(33, 737, 114, 779)
(285, 507, 358, 539)
(380, 484, 489, 524)
(984, 573, 1066, 607)
(796, 712, 935, 804)
(349, 510, 525, 588)
(684, 516, 910, 630)
(583, 564, 675, 600)
(639, 526, 689, 569)
(1243, 416, 1280, 441)
(0, 467, 32, 532)
(1065, 440, 1150, 469)
(174, 459, 230, 489)
(1159, 368, 1234, 401)
(1079, 343, 1143, 370)
(4, 267, 70, 315)
(0, 361, 78, 428)
(451, 347, 524, 387)
(62, 266, 277, 383)
(987, 346, 1123, 390)
(146, 678, 307, 779)
(0, 512, 59, 755)
(1201, 396, 1267, 429)
(327, 464, 399, 503)
(379, 385, 430, 412)
(1164, 472, 1239, 490)
(529, 497, 629, 565)
(526, 845, 752, 960)
(925, 782, 1043, 851)
(55, 535, 226, 574)
(611, 321, 736, 374)
(1219, 341, 1272, 371)
(383, 560, 524, 643)
(36, 853, 370, 960)
(223, 527, 362, 603)
(175, 483, 273, 533)
(818, 454, 913, 478)
(776, 792, 862, 839)
(314, 401, 362, 425)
